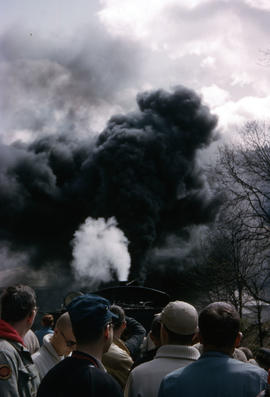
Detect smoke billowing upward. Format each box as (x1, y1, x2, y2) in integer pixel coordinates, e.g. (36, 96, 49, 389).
(90, 86, 220, 276)
(0, 85, 220, 283)
(71, 217, 130, 287)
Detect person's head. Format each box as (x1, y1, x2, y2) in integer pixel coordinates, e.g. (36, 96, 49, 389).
(149, 313, 162, 348)
(256, 348, 270, 371)
(160, 301, 198, 346)
(233, 347, 247, 362)
(0, 284, 37, 333)
(41, 314, 54, 328)
(67, 294, 116, 354)
(239, 346, 254, 360)
(51, 312, 76, 356)
(110, 305, 126, 338)
(199, 302, 241, 353)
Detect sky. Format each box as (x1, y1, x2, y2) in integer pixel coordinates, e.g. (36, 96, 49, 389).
(1, 0, 270, 287)
(1, 0, 270, 142)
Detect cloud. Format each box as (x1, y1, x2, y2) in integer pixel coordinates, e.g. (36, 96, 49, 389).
(0, 23, 143, 143)
(214, 95, 270, 138)
(201, 84, 230, 107)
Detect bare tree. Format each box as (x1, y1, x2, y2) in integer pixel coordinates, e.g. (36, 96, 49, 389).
(218, 121, 270, 250)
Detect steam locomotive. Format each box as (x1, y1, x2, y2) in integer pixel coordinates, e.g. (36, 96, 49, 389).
(63, 285, 170, 331)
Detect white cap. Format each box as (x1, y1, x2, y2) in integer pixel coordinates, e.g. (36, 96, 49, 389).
(161, 301, 198, 335)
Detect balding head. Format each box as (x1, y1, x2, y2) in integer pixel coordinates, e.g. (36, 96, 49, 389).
(51, 312, 76, 356)
(55, 312, 72, 332)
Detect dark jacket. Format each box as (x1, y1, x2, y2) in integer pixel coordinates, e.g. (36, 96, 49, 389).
(37, 351, 123, 397)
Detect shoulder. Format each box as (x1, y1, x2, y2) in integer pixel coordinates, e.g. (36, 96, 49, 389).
(93, 369, 123, 396)
(0, 341, 20, 362)
(229, 358, 267, 377)
(129, 357, 156, 379)
(105, 343, 132, 361)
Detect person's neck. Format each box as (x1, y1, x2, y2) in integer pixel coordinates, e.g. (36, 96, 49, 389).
(113, 329, 122, 340)
(10, 321, 28, 339)
(76, 343, 104, 362)
(203, 345, 234, 356)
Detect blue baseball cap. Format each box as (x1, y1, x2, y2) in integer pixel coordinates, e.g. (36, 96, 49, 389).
(67, 293, 118, 327)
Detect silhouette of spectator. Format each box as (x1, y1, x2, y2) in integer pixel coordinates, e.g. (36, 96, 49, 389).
(24, 328, 40, 354)
(125, 301, 199, 397)
(132, 313, 161, 369)
(35, 314, 54, 345)
(158, 302, 267, 397)
(256, 348, 270, 371)
(32, 312, 76, 379)
(37, 294, 123, 397)
(0, 284, 40, 396)
(103, 305, 133, 388)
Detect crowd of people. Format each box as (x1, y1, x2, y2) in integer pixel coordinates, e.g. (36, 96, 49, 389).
(0, 283, 269, 396)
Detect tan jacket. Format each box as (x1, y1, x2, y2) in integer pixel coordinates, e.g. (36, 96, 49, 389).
(103, 337, 133, 388)
(125, 344, 200, 397)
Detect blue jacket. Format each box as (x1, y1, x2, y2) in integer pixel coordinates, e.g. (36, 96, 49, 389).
(35, 327, 54, 346)
(158, 351, 267, 397)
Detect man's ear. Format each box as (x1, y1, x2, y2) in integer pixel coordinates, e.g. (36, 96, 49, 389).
(27, 309, 36, 325)
(235, 332, 242, 348)
(121, 321, 126, 332)
(54, 327, 59, 336)
(104, 324, 111, 340)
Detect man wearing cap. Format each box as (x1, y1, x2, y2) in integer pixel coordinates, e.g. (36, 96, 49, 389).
(124, 301, 200, 397)
(37, 294, 123, 397)
(102, 305, 134, 388)
(158, 302, 267, 397)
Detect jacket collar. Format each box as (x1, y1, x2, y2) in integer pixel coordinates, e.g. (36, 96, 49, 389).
(155, 344, 200, 361)
(42, 333, 63, 360)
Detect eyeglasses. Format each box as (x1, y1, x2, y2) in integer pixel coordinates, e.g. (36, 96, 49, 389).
(60, 330, 76, 347)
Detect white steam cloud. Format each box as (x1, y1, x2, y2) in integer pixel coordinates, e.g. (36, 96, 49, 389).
(71, 217, 130, 286)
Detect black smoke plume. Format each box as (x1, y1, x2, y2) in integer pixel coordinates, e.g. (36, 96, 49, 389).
(0, 86, 219, 280)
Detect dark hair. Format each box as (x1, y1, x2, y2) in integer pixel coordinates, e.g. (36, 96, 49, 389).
(256, 348, 270, 371)
(71, 317, 106, 344)
(1, 284, 36, 323)
(151, 313, 161, 339)
(199, 302, 240, 348)
(163, 324, 194, 345)
(110, 305, 125, 331)
(42, 314, 54, 327)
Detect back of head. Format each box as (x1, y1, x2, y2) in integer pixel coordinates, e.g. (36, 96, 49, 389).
(199, 302, 240, 349)
(160, 301, 198, 345)
(151, 313, 162, 340)
(110, 305, 125, 331)
(55, 312, 71, 332)
(67, 293, 116, 345)
(42, 314, 54, 328)
(239, 346, 254, 360)
(1, 284, 36, 323)
(256, 348, 270, 371)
